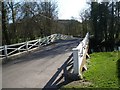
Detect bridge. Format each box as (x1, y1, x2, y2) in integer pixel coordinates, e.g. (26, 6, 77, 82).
(1, 33, 89, 89)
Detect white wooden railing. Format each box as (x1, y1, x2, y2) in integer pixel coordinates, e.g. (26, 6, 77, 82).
(72, 33, 90, 78)
(0, 34, 73, 60)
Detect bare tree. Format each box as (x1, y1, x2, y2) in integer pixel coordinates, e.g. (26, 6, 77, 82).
(2, 2, 10, 44)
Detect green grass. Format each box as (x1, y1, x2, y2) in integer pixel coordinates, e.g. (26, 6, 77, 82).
(83, 51, 120, 88)
(61, 51, 120, 89)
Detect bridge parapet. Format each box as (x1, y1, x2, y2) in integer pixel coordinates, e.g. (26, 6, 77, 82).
(0, 34, 74, 63)
(72, 33, 90, 79)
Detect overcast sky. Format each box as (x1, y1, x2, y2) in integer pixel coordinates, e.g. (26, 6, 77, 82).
(57, 0, 88, 21)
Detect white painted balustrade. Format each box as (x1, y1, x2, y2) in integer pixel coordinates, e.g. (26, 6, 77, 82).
(0, 34, 74, 60)
(72, 33, 89, 78)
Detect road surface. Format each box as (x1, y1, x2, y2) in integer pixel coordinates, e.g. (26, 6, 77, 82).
(2, 39, 80, 88)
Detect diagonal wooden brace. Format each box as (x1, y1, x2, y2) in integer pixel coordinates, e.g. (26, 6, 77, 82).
(86, 53, 90, 58)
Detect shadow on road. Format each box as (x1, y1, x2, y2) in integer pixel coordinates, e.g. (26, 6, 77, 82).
(43, 53, 75, 89)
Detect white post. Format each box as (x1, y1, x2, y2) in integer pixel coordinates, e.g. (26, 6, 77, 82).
(4, 45, 8, 59)
(26, 41, 28, 52)
(50, 35, 54, 42)
(72, 48, 82, 77)
(38, 39, 41, 48)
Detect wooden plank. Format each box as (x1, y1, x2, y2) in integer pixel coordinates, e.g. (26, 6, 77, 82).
(28, 41, 38, 50)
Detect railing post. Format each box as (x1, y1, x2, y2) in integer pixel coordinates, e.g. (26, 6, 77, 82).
(38, 38, 41, 48)
(4, 45, 8, 59)
(26, 41, 28, 52)
(50, 35, 54, 42)
(72, 48, 82, 78)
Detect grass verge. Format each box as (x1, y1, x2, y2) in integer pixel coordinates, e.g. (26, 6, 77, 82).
(61, 51, 120, 89)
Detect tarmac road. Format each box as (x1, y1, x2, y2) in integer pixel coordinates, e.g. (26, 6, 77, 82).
(2, 39, 81, 88)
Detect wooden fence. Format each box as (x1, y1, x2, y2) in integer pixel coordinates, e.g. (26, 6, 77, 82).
(72, 33, 90, 78)
(0, 34, 73, 60)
